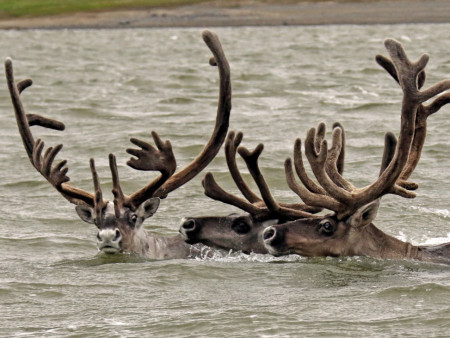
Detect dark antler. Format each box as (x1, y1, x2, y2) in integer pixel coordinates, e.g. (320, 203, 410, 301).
(238, 144, 316, 220)
(123, 30, 231, 208)
(376, 51, 450, 189)
(5, 57, 96, 207)
(286, 39, 450, 219)
(89, 158, 105, 227)
(124, 131, 177, 209)
(6, 29, 231, 213)
(225, 131, 262, 204)
(203, 131, 321, 221)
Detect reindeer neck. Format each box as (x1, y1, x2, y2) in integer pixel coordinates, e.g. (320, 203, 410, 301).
(143, 232, 207, 259)
(356, 224, 421, 260)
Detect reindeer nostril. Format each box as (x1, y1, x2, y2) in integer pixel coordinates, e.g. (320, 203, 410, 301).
(114, 229, 121, 241)
(263, 228, 276, 241)
(263, 226, 285, 248)
(182, 219, 196, 231)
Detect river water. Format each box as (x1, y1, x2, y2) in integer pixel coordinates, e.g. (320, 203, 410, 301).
(0, 25, 449, 337)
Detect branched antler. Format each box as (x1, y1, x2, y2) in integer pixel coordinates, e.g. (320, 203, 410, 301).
(5, 58, 96, 206)
(376, 47, 450, 189)
(6, 29, 232, 216)
(125, 131, 177, 206)
(116, 30, 232, 209)
(203, 131, 322, 222)
(285, 39, 450, 219)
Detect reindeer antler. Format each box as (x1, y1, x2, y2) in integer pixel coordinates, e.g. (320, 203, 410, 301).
(5, 58, 97, 207)
(376, 49, 450, 189)
(202, 130, 325, 222)
(117, 30, 232, 209)
(6, 30, 232, 213)
(286, 39, 450, 219)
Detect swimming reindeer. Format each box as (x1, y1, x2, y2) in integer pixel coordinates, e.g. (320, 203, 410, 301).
(184, 38, 450, 263)
(179, 124, 341, 253)
(6, 30, 231, 259)
(263, 39, 450, 263)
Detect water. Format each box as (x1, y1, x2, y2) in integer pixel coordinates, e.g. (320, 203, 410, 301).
(0, 25, 449, 336)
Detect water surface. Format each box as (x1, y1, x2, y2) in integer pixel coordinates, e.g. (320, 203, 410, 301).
(0, 25, 449, 336)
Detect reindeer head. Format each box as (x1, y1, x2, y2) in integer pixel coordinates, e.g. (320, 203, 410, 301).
(6, 30, 232, 256)
(180, 130, 327, 253)
(264, 39, 450, 259)
(180, 213, 278, 254)
(263, 200, 381, 257)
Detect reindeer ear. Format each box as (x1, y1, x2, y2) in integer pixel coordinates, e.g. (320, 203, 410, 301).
(75, 205, 95, 224)
(136, 197, 160, 220)
(346, 200, 380, 228)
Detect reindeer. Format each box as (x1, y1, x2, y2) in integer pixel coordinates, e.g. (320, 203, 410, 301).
(263, 39, 450, 263)
(179, 124, 343, 253)
(6, 30, 231, 259)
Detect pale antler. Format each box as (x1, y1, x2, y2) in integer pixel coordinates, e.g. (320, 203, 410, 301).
(5, 58, 97, 207)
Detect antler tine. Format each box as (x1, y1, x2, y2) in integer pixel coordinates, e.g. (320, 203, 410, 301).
(6, 58, 97, 207)
(89, 158, 104, 227)
(286, 127, 400, 210)
(380, 132, 397, 175)
(109, 153, 128, 217)
(238, 144, 280, 213)
(199, 131, 268, 216)
(285, 157, 343, 212)
(5, 59, 65, 154)
(315, 122, 326, 153)
(385, 39, 450, 103)
(202, 172, 270, 219)
(325, 124, 354, 190)
(293, 122, 348, 195)
(304, 127, 353, 206)
(237, 144, 316, 220)
(293, 138, 327, 195)
(297, 39, 450, 218)
(6, 58, 37, 157)
(376, 50, 450, 189)
(376, 54, 426, 90)
(126, 131, 176, 208)
(151, 30, 231, 199)
(202, 131, 320, 220)
(332, 122, 345, 175)
(225, 131, 262, 204)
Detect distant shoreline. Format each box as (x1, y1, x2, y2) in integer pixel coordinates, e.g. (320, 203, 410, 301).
(0, 0, 449, 30)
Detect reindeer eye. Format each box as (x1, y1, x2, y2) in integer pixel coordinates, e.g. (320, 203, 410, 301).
(318, 221, 336, 236)
(129, 214, 138, 227)
(232, 221, 251, 234)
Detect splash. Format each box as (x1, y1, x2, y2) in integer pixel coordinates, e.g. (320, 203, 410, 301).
(410, 206, 450, 218)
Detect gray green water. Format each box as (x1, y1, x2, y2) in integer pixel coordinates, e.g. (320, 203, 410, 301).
(0, 25, 449, 337)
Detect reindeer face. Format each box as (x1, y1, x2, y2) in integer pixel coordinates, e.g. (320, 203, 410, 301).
(179, 213, 278, 254)
(76, 198, 160, 255)
(263, 201, 380, 258)
(262, 216, 349, 257)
